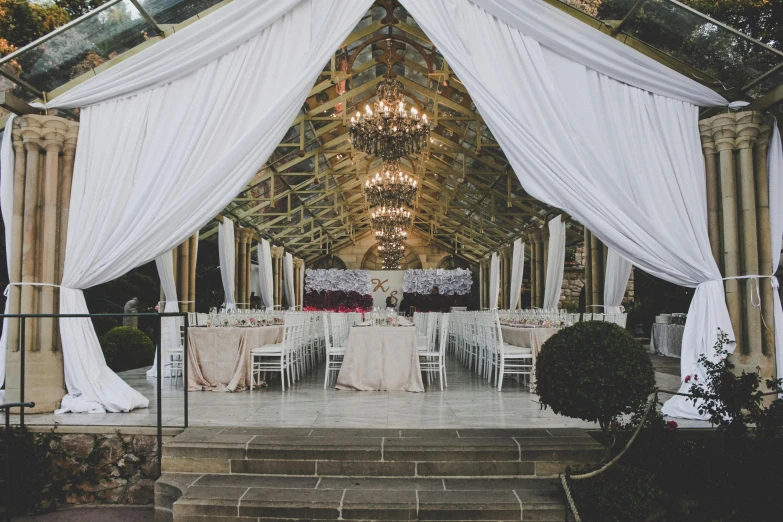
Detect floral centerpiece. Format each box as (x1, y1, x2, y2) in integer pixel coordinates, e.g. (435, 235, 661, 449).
(303, 269, 373, 312)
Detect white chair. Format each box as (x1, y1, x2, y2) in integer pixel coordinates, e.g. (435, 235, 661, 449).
(488, 312, 533, 391)
(323, 313, 347, 389)
(420, 314, 449, 390)
(251, 313, 305, 391)
(417, 313, 440, 352)
(162, 318, 184, 385)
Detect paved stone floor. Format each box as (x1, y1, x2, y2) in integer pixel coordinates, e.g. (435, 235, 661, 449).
(13, 506, 153, 521)
(13, 354, 707, 429)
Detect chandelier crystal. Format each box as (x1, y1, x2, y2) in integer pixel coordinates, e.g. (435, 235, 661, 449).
(348, 42, 431, 161)
(371, 206, 412, 233)
(364, 159, 418, 209)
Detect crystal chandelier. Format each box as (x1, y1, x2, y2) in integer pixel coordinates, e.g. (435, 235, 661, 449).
(371, 206, 412, 233)
(364, 159, 418, 209)
(348, 42, 431, 161)
(378, 242, 404, 269)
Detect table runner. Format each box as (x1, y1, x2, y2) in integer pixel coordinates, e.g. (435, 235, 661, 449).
(336, 326, 423, 392)
(187, 325, 283, 392)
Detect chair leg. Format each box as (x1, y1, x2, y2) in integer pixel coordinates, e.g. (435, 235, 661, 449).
(497, 360, 504, 391)
(438, 364, 443, 391)
(324, 357, 330, 389)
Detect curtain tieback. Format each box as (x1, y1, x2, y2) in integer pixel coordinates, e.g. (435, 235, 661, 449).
(3, 282, 62, 297)
(712, 275, 779, 330)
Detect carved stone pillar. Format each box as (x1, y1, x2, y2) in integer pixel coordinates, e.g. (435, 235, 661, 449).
(755, 119, 775, 357)
(528, 233, 537, 308)
(479, 258, 487, 309)
(590, 231, 604, 308)
(711, 114, 743, 355)
(5, 115, 78, 413)
(178, 238, 191, 312)
(188, 234, 198, 313)
(293, 258, 304, 310)
(699, 121, 722, 269)
(498, 245, 510, 309)
(271, 246, 284, 308)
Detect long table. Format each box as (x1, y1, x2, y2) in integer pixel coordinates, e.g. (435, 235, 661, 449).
(500, 326, 560, 386)
(650, 323, 684, 358)
(336, 325, 424, 392)
(187, 325, 283, 392)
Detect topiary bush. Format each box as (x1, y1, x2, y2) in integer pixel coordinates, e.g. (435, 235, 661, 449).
(99, 326, 155, 373)
(568, 463, 658, 522)
(535, 321, 655, 431)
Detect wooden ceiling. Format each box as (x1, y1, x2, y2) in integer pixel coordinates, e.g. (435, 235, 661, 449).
(202, 0, 582, 264)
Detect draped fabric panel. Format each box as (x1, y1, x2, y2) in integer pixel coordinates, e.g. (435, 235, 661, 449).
(259, 239, 274, 309)
(146, 250, 181, 379)
(250, 263, 260, 304)
(543, 216, 566, 310)
(604, 249, 633, 315)
(283, 252, 295, 310)
(44, 0, 372, 412)
(404, 0, 728, 419)
(508, 239, 525, 309)
(218, 220, 237, 310)
(489, 252, 500, 310)
(767, 124, 783, 396)
(0, 115, 16, 393)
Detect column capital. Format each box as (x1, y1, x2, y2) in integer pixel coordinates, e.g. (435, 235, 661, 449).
(480, 258, 490, 268)
(293, 258, 303, 269)
(755, 114, 776, 152)
(271, 246, 284, 259)
(698, 120, 716, 155)
(498, 245, 512, 258)
(709, 113, 738, 153)
(735, 112, 763, 150)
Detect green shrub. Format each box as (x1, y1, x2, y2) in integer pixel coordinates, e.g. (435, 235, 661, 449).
(568, 463, 658, 522)
(535, 321, 655, 431)
(99, 326, 154, 372)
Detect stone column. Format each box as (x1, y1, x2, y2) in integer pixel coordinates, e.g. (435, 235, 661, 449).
(5, 115, 78, 413)
(755, 119, 775, 357)
(590, 231, 604, 308)
(584, 228, 593, 311)
(700, 121, 722, 269)
(528, 233, 537, 308)
(480, 258, 489, 309)
(711, 114, 743, 354)
(534, 231, 545, 309)
(499, 245, 511, 309)
(234, 232, 240, 303)
(736, 112, 763, 360)
(188, 234, 198, 313)
(178, 237, 190, 312)
(271, 246, 284, 308)
(293, 258, 304, 310)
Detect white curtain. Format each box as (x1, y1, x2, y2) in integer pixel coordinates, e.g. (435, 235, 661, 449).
(543, 216, 566, 310)
(258, 239, 274, 310)
(250, 262, 260, 304)
(404, 0, 728, 419)
(283, 252, 295, 310)
(508, 238, 525, 309)
(219, 220, 236, 310)
(41, 0, 371, 412)
(0, 115, 16, 393)
(489, 252, 500, 310)
(146, 250, 180, 379)
(604, 249, 633, 314)
(768, 124, 783, 396)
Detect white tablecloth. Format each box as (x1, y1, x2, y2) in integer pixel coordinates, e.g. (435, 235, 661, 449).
(187, 325, 283, 392)
(336, 326, 424, 392)
(650, 323, 684, 358)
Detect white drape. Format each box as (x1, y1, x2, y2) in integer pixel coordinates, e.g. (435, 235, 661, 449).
(508, 239, 525, 309)
(0, 115, 16, 392)
(604, 249, 633, 315)
(258, 239, 274, 310)
(250, 262, 260, 304)
(489, 252, 500, 310)
(768, 124, 783, 396)
(404, 0, 728, 419)
(543, 216, 566, 310)
(147, 250, 180, 378)
(43, 0, 371, 412)
(219, 220, 236, 310)
(283, 252, 295, 310)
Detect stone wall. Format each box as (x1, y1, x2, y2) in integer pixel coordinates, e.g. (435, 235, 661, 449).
(10, 427, 180, 512)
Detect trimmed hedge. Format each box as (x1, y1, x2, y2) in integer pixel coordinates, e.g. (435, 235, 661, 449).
(99, 326, 154, 373)
(535, 321, 655, 430)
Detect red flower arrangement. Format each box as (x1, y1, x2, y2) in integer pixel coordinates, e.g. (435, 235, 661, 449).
(665, 420, 678, 431)
(303, 290, 373, 312)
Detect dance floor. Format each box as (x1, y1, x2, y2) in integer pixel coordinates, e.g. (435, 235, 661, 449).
(12, 356, 708, 429)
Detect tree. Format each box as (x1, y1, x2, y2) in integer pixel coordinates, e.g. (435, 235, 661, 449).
(681, 0, 782, 51)
(0, 0, 70, 55)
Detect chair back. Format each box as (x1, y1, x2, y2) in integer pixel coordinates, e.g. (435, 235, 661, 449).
(436, 314, 450, 354)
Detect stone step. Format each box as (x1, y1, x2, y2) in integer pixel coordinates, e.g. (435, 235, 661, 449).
(161, 427, 606, 478)
(155, 473, 567, 521)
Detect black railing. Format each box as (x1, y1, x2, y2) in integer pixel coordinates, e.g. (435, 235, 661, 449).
(1, 401, 35, 522)
(0, 312, 189, 478)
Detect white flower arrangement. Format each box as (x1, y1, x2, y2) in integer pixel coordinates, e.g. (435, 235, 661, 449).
(403, 268, 472, 295)
(304, 269, 372, 295)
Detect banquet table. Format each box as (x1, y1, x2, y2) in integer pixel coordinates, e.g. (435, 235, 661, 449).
(336, 325, 424, 392)
(500, 326, 560, 386)
(650, 323, 684, 358)
(187, 325, 283, 392)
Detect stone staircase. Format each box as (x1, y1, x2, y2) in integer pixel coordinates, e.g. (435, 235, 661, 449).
(155, 427, 605, 521)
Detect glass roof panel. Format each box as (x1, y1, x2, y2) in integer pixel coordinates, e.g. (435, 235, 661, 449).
(615, 0, 782, 94)
(140, 0, 225, 25)
(3, 0, 156, 93)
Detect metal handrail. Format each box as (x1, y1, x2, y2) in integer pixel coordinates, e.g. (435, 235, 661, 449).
(0, 312, 189, 480)
(1, 401, 35, 522)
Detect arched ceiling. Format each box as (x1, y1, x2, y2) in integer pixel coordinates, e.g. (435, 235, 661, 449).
(200, 0, 581, 264)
